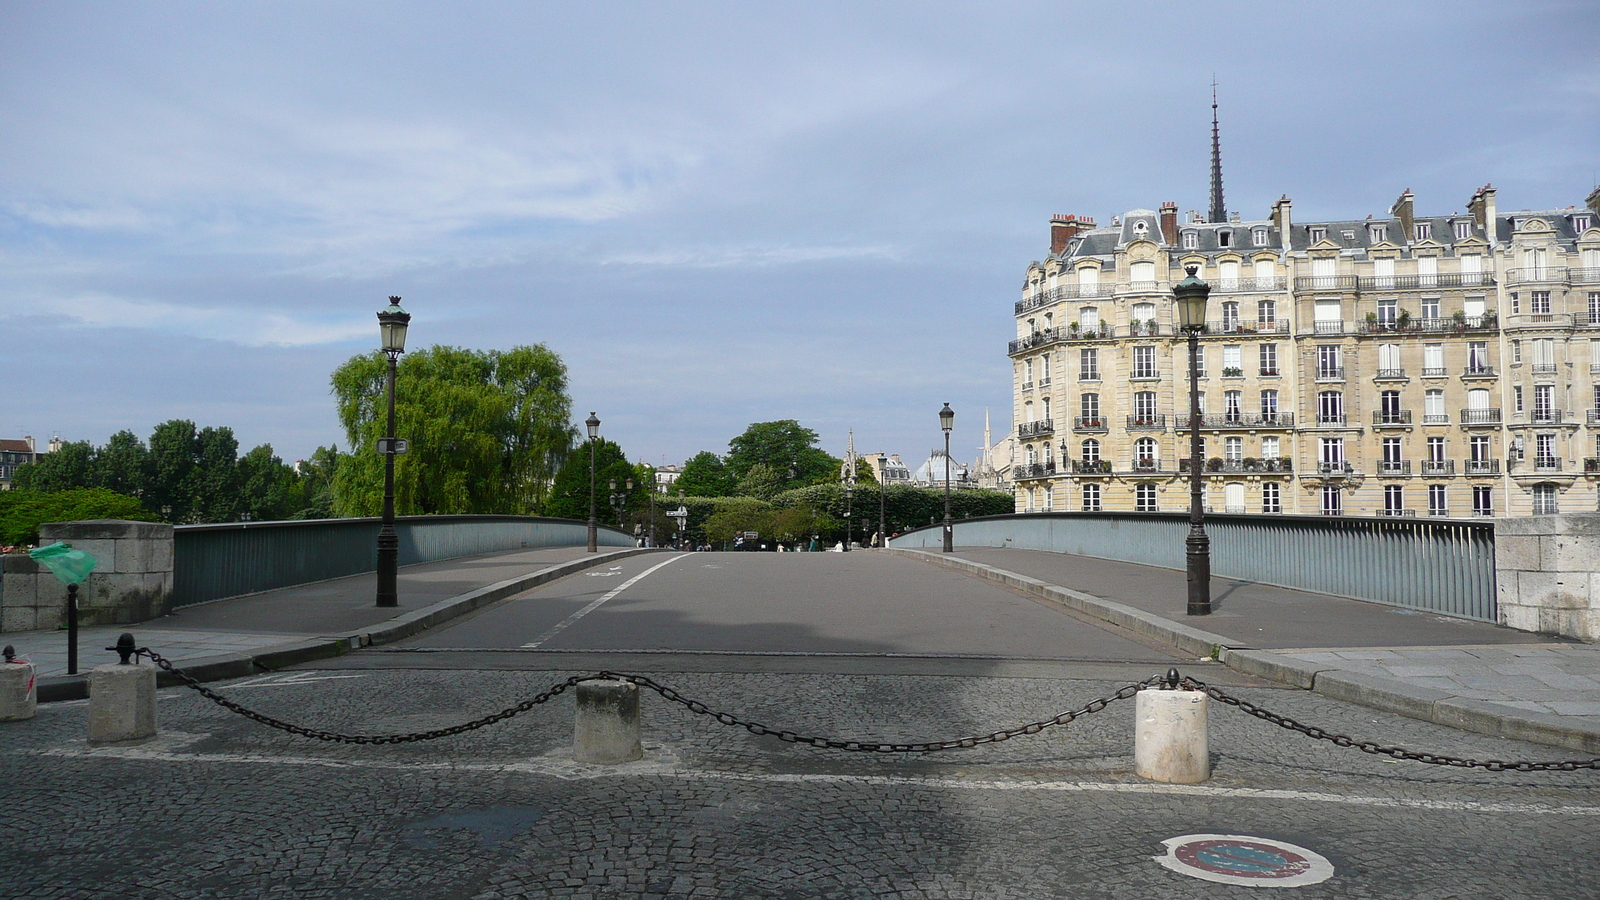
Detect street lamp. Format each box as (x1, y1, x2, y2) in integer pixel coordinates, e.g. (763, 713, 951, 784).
(1174, 265, 1213, 616)
(375, 295, 411, 608)
(610, 477, 633, 533)
(585, 413, 600, 552)
(842, 475, 854, 552)
(878, 465, 886, 549)
(939, 402, 954, 553)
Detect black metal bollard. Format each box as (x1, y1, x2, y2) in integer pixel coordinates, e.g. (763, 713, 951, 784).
(66, 583, 79, 676)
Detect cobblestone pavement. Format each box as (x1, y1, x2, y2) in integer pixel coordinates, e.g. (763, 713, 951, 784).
(5, 667, 1599, 898)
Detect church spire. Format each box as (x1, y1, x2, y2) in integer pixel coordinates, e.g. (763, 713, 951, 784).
(1208, 78, 1226, 224)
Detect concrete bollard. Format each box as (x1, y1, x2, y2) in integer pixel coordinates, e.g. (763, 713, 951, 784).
(1135, 686, 1210, 784)
(574, 679, 642, 764)
(88, 657, 157, 744)
(1, 646, 37, 721)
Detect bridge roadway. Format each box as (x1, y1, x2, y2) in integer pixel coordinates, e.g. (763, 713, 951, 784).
(7, 547, 1600, 898)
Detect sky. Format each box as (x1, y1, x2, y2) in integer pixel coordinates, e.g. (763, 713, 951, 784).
(3, 1, 1598, 471)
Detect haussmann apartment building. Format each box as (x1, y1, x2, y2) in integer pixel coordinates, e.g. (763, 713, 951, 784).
(1009, 185, 1600, 518)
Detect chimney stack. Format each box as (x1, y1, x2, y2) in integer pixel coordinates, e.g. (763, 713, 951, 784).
(1468, 185, 1498, 245)
(1159, 202, 1178, 244)
(1585, 185, 1600, 218)
(1049, 214, 1095, 257)
(1390, 189, 1416, 240)
(1271, 195, 1293, 250)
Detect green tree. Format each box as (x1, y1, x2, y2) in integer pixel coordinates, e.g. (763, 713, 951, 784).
(330, 344, 573, 516)
(735, 462, 787, 500)
(145, 419, 201, 522)
(12, 441, 94, 493)
(675, 451, 734, 497)
(0, 487, 154, 548)
(236, 444, 302, 521)
(544, 438, 648, 528)
(725, 420, 840, 492)
(291, 446, 341, 520)
(94, 430, 148, 498)
(702, 498, 773, 545)
(192, 426, 243, 522)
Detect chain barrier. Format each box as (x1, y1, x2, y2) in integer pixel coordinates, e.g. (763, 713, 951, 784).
(1183, 674, 1600, 773)
(133, 646, 1600, 769)
(135, 648, 1153, 750)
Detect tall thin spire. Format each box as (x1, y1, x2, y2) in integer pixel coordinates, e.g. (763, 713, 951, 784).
(1208, 78, 1226, 224)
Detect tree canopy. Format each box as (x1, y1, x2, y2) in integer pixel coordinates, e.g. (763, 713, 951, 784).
(675, 451, 734, 497)
(545, 438, 651, 529)
(330, 344, 572, 516)
(725, 420, 840, 488)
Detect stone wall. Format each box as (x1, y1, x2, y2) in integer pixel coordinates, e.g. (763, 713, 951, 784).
(1495, 514, 1600, 642)
(0, 520, 174, 632)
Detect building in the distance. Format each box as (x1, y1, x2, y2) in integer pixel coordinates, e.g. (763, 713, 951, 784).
(913, 449, 971, 489)
(654, 464, 683, 493)
(862, 452, 912, 486)
(1011, 179, 1600, 518)
(0, 437, 38, 490)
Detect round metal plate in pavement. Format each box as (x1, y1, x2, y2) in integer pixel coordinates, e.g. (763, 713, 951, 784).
(1155, 833, 1334, 887)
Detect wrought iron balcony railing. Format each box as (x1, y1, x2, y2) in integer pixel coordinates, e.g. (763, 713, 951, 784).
(1465, 459, 1500, 475)
(1178, 457, 1294, 474)
(1073, 416, 1108, 433)
(1174, 413, 1295, 429)
(1316, 366, 1346, 380)
(1070, 459, 1112, 474)
(1294, 275, 1358, 291)
(1374, 368, 1406, 380)
(1013, 462, 1057, 481)
(1377, 460, 1412, 475)
(1017, 420, 1055, 439)
(1421, 460, 1455, 476)
(1126, 415, 1167, 431)
(1507, 267, 1568, 284)
(1460, 409, 1502, 425)
(1356, 315, 1498, 334)
(1532, 457, 1563, 472)
(1204, 319, 1291, 336)
(1373, 411, 1412, 426)
(1529, 410, 1564, 425)
(1463, 366, 1497, 377)
(1356, 273, 1496, 290)
(1316, 461, 1356, 476)
(1212, 276, 1287, 293)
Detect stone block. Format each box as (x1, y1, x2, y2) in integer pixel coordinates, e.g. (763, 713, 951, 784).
(1135, 689, 1209, 784)
(573, 679, 642, 764)
(2, 572, 38, 608)
(1545, 534, 1600, 574)
(1, 606, 37, 633)
(150, 540, 173, 572)
(52, 539, 116, 573)
(40, 520, 171, 543)
(1517, 571, 1587, 610)
(1494, 535, 1542, 572)
(0, 661, 37, 720)
(1, 554, 40, 575)
(87, 662, 156, 743)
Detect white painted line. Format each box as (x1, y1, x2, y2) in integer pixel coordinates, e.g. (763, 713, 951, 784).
(521, 554, 688, 649)
(26, 744, 1600, 817)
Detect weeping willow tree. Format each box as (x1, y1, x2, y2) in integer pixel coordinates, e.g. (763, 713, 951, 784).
(329, 344, 574, 516)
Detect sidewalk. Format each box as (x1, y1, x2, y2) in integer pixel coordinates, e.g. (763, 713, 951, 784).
(892, 546, 1600, 754)
(4, 545, 657, 691)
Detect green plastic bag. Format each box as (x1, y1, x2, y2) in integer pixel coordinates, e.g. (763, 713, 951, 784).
(29, 542, 98, 586)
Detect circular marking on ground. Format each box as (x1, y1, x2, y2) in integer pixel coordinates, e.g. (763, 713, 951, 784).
(1155, 834, 1333, 887)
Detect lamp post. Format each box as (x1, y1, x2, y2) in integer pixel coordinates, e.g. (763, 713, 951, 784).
(647, 473, 657, 548)
(878, 466, 886, 548)
(585, 412, 600, 552)
(1174, 265, 1213, 616)
(610, 477, 633, 533)
(842, 476, 854, 552)
(375, 296, 411, 608)
(939, 403, 954, 552)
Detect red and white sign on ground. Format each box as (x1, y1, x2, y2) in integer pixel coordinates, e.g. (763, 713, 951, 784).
(1155, 833, 1334, 887)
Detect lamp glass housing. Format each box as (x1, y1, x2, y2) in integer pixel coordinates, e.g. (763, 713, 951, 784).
(586, 412, 600, 440)
(939, 402, 955, 433)
(1173, 266, 1212, 331)
(377, 298, 411, 354)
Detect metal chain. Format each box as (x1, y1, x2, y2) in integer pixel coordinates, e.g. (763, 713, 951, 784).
(1184, 675, 1600, 773)
(589, 670, 1161, 753)
(139, 649, 588, 744)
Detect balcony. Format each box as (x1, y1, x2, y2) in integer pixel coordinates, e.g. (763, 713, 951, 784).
(1014, 283, 1118, 313)
(1465, 459, 1500, 475)
(1589, 410, 1600, 425)
(1127, 322, 1172, 337)
(1423, 414, 1450, 424)
(1175, 413, 1295, 429)
(1213, 276, 1288, 293)
(1295, 275, 1358, 291)
(1017, 420, 1055, 439)
(1204, 320, 1291, 336)
(1357, 314, 1499, 335)
(1020, 380, 1034, 392)
(1314, 414, 1348, 426)
(1585, 458, 1600, 474)
(1013, 462, 1058, 481)
(1531, 364, 1559, 376)
(1126, 415, 1168, 431)
(1009, 326, 1119, 354)
(1316, 366, 1346, 381)
(1118, 280, 1167, 294)
(1532, 457, 1563, 473)
(1374, 368, 1407, 380)
(1507, 267, 1568, 284)
(1379, 509, 1419, 517)
(1460, 409, 1502, 425)
(1377, 460, 1412, 476)
(1530, 410, 1565, 425)
(1073, 416, 1109, 433)
(1373, 411, 1413, 426)
(1305, 320, 1347, 335)
(1126, 458, 1167, 474)
(1316, 461, 1355, 477)
(1421, 367, 1447, 377)
(1356, 272, 1497, 290)
(1259, 367, 1281, 377)
(1421, 460, 1455, 476)
(1179, 457, 1295, 474)
(1505, 313, 1575, 329)
(1038, 377, 1052, 388)
(1462, 366, 1497, 378)
(1129, 369, 1161, 382)
(1070, 459, 1112, 475)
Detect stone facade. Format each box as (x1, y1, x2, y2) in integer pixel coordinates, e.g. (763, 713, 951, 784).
(1494, 514, 1600, 641)
(1013, 186, 1600, 518)
(0, 520, 174, 631)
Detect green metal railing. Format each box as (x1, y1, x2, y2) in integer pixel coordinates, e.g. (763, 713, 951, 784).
(889, 512, 1497, 622)
(172, 515, 631, 608)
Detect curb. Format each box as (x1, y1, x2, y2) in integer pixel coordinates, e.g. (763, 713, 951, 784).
(35, 547, 661, 703)
(891, 547, 1600, 754)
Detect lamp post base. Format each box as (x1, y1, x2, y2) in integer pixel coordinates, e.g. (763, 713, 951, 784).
(376, 525, 399, 608)
(1185, 525, 1211, 616)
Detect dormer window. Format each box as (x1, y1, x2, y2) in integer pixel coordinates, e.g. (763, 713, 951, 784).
(1182, 231, 1198, 249)
(1252, 227, 1269, 246)
(1218, 231, 1232, 248)
(1133, 220, 1148, 235)
(1454, 220, 1472, 240)
(1369, 223, 1387, 243)
(1415, 222, 1432, 241)
(1575, 214, 1593, 233)
(1309, 226, 1327, 243)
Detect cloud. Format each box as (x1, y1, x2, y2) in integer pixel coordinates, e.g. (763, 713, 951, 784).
(36, 292, 371, 347)
(600, 242, 903, 269)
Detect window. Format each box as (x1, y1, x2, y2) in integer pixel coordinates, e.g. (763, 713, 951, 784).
(1318, 391, 1344, 424)
(1424, 343, 1444, 375)
(1320, 437, 1345, 465)
(1470, 435, 1491, 462)
(1384, 485, 1405, 515)
(1421, 297, 1439, 320)
(1536, 433, 1555, 466)
(1382, 437, 1403, 470)
(1221, 301, 1240, 330)
(1041, 396, 1052, 420)
(1531, 291, 1551, 315)
(1454, 220, 1472, 240)
(1533, 339, 1555, 374)
(1259, 343, 1278, 375)
(1255, 259, 1275, 281)
(1262, 481, 1281, 513)
(1130, 261, 1156, 284)
(1321, 485, 1343, 516)
(1080, 348, 1099, 380)
(1224, 390, 1242, 422)
(1220, 260, 1240, 284)
(1190, 346, 1206, 378)
(1533, 483, 1559, 515)
(1024, 360, 1034, 386)
(1135, 483, 1158, 512)
(1428, 484, 1448, 516)
(1467, 341, 1489, 372)
(1081, 439, 1100, 463)
(1514, 386, 1523, 414)
(1078, 266, 1099, 288)
(1223, 345, 1241, 373)
(1377, 297, 1397, 327)
(1225, 436, 1243, 461)
(1080, 307, 1100, 331)
(1427, 436, 1446, 463)
(1317, 345, 1343, 378)
(1590, 293, 1600, 326)
(1415, 222, 1432, 241)
(1380, 390, 1403, 420)
(1473, 486, 1493, 517)
(1370, 223, 1388, 243)
(1464, 294, 1485, 317)
(1314, 298, 1342, 331)
(1534, 385, 1554, 422)
(1134, 391, 1157, 422)
(1425, 389, 1446, 423)
(1132, 302, 1155, 330)
(1378, 343, 1402, 375)
(1573, 214, 1593, 233)
(1373, 257, 1395, 289)
(1309, 226, 1327, 243)
(1182, 231, 1198, 249)
(1258, 299, 1277, 327)
(1133, 345, 1157, 378)
(1080, 393, 1100, 420)
(1134, 437, 1159, 468)
(1082, 483, 1101, 512)
(1261, 436, 1280, 459)
(1039, 353, 1051, 385)
(1511, 294, 1521, 315)
(1260, 389, 1279, 418)
(1417, 256, 1437, 287)
(1512, 341, 1522, 364)
(1253, 227, 1269, 246)
(1224, 482, 1245, 513)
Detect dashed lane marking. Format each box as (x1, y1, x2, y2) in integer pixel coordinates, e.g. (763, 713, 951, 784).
(521, 554, 689, 649)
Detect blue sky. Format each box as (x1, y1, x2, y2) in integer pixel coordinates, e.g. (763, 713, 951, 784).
(2, 1, 1597, 469)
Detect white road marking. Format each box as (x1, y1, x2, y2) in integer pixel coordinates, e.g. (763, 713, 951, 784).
(213, 672, 373, 691)
(521, 554, 689, 649)
(26, 742, 1600, 817)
